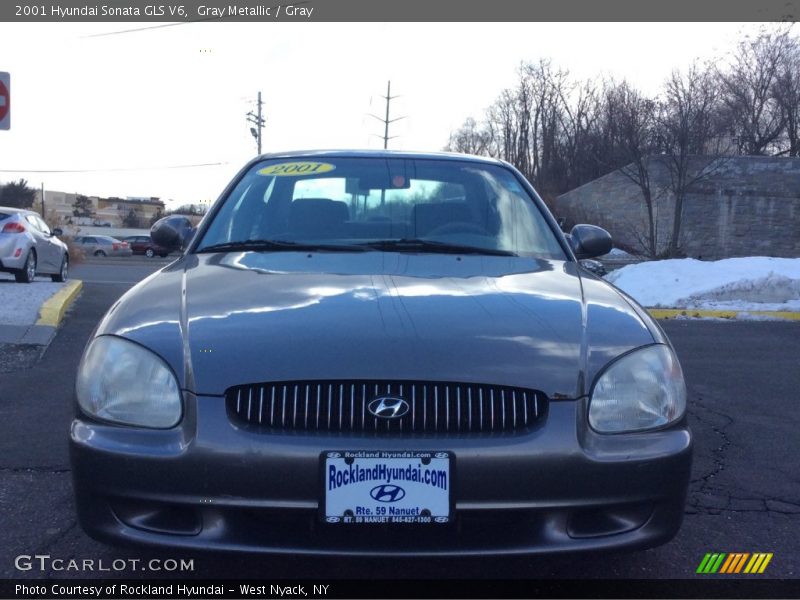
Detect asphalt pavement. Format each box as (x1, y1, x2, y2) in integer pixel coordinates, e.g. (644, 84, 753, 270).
(70, 255, 173, 285)
(0, 262, 798, 584)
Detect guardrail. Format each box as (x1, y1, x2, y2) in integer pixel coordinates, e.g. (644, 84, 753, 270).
(60, 226, 151, 238)
(598, 256, 646, 272)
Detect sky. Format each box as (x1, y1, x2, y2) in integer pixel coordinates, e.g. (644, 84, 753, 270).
(0, 21, 770, 207)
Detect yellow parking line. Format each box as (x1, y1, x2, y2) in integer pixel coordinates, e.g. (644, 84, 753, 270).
(647, 309, 800, 321)
(36, 280, 83, 327)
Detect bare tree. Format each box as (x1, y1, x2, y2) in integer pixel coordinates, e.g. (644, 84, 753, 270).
(597, 81, 664, 257)
(555, 77, 602, 191)
(718, 28, 789, 155)
(658, 64, 725, 257)
(773, 30, 800, 156)
(526, 60, 570, 195)
(445, 117, 491, 156)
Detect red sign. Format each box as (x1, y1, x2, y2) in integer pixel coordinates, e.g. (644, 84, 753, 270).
(0, 73, 9, 130)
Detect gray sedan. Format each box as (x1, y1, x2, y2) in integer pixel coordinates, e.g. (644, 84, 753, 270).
(72, 235, 132, 257)
(71, 150, 691, 556)
(0, 206, 69, 283)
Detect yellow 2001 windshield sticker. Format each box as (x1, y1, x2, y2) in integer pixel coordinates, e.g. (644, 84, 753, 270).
(258, 161, 336, 176)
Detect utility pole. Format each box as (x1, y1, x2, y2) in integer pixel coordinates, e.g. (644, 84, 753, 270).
(370, 80, 405, 149)
(246, 91, 265, 155)
(41, 182, 44, 217)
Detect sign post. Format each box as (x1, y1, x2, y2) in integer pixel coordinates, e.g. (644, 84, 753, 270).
(0, 72, 10, 130)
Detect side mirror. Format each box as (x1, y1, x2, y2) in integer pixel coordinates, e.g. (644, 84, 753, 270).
(52, 228, 63, 236)
(569, 224, 612, 259)
(151, 215, 194, 251)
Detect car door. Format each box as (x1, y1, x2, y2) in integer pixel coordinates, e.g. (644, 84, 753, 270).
(82, 236, 98, 255)
(35, 216, 63, 272)
(24, 215, 55, 271)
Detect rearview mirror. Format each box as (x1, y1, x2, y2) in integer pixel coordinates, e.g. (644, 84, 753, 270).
(569, 224, 612, 259)
(151, 215, 194, 251)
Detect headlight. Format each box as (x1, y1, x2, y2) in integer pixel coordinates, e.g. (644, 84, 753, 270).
(76, 336, 182, 428)
(589, 344, 686, 433)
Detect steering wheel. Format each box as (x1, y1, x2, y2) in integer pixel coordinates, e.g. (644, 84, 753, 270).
(425, 221, 489, 236)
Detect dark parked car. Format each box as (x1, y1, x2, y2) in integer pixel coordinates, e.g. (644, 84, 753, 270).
(121, 235, 171, 258)
(71, 150, 691, 555)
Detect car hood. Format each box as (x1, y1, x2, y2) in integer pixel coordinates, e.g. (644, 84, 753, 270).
(96, 252, 658, 398)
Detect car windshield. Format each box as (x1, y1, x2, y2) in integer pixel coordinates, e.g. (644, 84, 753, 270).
(196, 157, 566, 259)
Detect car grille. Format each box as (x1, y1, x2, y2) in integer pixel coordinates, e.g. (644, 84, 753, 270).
(225, 380, 547, 433)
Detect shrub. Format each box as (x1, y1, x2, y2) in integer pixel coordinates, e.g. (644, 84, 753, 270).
(61, 236, 85, 265)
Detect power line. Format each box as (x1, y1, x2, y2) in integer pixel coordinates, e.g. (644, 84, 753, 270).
(80, 22, 193, 38)
(369, 80, 406, 149)
(0, 162, 229, 173)
(79, 1, 308, 38)
(246, 92, 266, 155)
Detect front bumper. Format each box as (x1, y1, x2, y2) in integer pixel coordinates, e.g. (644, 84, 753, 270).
(70, 394, 692, 556)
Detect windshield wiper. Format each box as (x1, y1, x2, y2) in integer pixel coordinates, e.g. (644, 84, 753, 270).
(196, 239, 368, 253)
(358, 239, 517, 257)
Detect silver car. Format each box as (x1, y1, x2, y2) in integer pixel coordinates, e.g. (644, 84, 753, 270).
(73, 235, 132, 257)
(0, 206, 69, 283)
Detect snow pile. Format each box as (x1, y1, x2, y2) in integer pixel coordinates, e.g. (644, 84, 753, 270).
(605, 257, 800, 312)
(603, 247, 635, 258)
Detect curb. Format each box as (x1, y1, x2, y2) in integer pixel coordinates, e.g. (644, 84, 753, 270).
(36, 280, 83, 327)
(647, 308, 800, 321)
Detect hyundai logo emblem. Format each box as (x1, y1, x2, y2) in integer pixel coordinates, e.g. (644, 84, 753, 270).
(370, 484, 406, 503)
(367, 396, 410, 419)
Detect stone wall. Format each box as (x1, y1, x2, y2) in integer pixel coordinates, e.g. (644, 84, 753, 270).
(681, 192, 800, 259)
(555, 156, 800, 259)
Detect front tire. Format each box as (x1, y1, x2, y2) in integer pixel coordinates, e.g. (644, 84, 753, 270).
(51, 254, 69, 282)
(15, 250, 36, 283)
(94, 250, 106, 257)
(145, 248, 155, 258)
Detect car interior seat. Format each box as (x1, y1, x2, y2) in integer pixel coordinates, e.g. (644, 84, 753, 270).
(288, 198, 349, 238)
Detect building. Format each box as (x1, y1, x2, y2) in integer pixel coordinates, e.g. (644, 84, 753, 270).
(555, 156, 800, 259)
(35, 190, 165, 228)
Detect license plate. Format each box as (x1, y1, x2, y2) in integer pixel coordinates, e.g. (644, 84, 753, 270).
(322, 450, 452, 524)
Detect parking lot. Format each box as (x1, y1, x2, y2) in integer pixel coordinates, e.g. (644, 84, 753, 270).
(0, 259, 798, 582)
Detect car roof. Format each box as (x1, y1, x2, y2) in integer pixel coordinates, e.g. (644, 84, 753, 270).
(0, 206, 39, 215)
(252, 149, 506, 167)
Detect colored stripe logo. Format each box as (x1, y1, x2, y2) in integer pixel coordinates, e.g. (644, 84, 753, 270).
(696, 553, 773, 574)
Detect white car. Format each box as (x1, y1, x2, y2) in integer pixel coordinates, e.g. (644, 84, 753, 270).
(0, 207, 69, 283)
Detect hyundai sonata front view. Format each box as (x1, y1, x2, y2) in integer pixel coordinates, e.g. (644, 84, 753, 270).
(70, 150, 691, 555)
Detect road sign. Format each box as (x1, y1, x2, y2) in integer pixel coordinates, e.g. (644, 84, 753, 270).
(0, 72, 10, 130)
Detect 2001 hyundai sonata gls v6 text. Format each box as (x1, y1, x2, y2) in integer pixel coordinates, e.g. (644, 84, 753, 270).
(71, 150, 691, 555)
